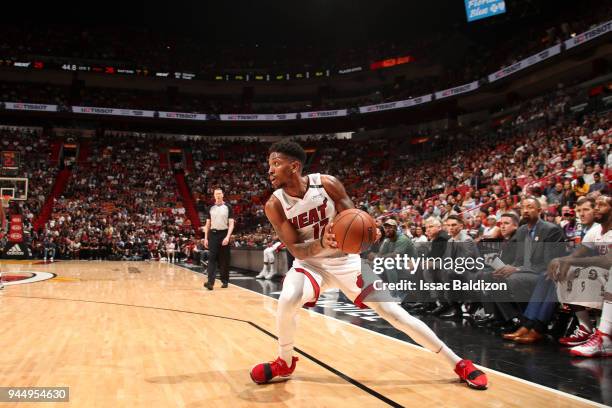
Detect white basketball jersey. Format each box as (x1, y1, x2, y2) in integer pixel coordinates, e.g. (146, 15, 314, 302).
(273, 173, 342, 259)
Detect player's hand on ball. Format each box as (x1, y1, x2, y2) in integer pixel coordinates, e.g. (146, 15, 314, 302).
(322, 223, 337, 249)
(222, 237, 229, 246)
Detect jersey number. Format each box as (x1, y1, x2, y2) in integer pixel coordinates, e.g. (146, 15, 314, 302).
(312, 218, 329, 240)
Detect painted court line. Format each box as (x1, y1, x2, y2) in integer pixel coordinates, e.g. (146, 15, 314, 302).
(176, 264, 606, 408)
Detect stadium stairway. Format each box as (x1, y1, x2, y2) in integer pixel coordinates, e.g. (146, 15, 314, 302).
(33, 168, 72, 231)
(174, 171, 202, 236)
(185, 151, 195, 172)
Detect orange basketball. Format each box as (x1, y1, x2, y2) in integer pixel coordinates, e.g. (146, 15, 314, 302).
(331, 209, 377, 254)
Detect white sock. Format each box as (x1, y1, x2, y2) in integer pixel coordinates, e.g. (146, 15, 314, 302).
(575, 310, 593, 332)
(277, 270, 314, 365)
(600, 300, 612, 335)
(279, 342, 294, 365)
(368, 302, 461, 367)
(438, 345, 462, 366)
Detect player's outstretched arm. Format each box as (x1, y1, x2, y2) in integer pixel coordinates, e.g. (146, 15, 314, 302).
(265, 195, 335, 260)
(320, 175, 354, 213)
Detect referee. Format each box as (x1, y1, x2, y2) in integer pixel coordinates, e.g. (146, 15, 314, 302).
(203, 188, 235, 290)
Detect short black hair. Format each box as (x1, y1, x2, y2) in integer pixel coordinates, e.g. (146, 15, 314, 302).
(445, 214, 464, 225)
(268, 140, 307, 165)
(523, 196, 541, 209)
(500, 212, 519, 225)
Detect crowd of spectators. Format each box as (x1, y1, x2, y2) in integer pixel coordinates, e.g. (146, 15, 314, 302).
(198, 87, 610, 247)
(33, 135, 197, 261)
(0, 80, 610, 262)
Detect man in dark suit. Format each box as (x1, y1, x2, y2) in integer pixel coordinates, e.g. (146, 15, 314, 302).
(500, 197, 567, 343)
(402, 216, 449, 313)
(423, 215, 480, 319)
(475, 212, 520, 327)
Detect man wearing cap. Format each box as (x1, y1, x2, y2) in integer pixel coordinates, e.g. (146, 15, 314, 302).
(562, 208, 579, 241)
(376, 219, 416, 258)
(371, 219, 416, 298)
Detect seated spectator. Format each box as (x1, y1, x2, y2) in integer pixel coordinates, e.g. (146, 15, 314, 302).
(501, 197, 567, 344)
(562, 209, 580, 241)
(480, 215, 502, 241)
(436, 215, 480, 319)
(476, 212, 521, 327)
(589, 173, 608, 194)
(402, 216, 449, 313)
(545, 196, 599, 346)
(547, 182, 564, 205)
(372, 218, 417, 298)
(561, 180, 577, 207)
(547, 195, 611, 357)
(573, 176, 590, 198)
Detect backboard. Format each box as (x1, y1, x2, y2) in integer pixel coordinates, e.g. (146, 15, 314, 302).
(0, 177, 28, 201)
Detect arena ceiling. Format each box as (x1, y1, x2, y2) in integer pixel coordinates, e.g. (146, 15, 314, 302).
(10, 0, 578, 46)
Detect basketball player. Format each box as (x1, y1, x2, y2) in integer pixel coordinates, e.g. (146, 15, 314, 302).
(250, 141, 488, 390)
(256, 235, 285, 280)
(548, 195, 612, 357)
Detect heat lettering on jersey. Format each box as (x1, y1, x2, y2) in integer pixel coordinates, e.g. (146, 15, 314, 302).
(288, 198, 329, 239)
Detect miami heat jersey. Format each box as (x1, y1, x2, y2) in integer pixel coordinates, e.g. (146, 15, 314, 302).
(272, 173, 341, 259)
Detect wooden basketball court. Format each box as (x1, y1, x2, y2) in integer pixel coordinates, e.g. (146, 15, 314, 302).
(0, 261, 604, 407)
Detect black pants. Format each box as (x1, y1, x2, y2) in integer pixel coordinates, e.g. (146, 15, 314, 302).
(207, 230, 230, 285)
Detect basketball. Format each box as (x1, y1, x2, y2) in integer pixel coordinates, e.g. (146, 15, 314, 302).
(331, 209, 377, 254)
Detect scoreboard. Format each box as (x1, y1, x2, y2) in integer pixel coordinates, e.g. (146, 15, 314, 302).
(465, 0, 506, 22)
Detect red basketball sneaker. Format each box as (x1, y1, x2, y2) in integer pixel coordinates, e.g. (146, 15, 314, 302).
(559, 325, 593, 346)
(569, 330, 612, 358)
(250, 356, 299, 384)
(454, 359, 488, 390)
